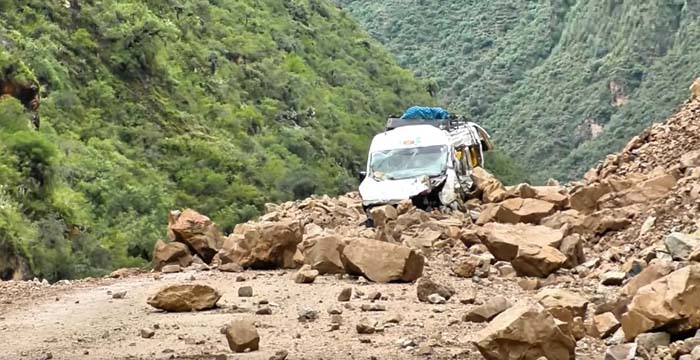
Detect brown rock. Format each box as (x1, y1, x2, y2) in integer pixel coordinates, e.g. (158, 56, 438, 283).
(471, 167, 508, 203)
(473, 303, 576, 360)
(479, 223, 565, 261)
(293, 264, 319, 284)
(218, 263, 244, 273)
(681, 149, 700, 168)
(463, 296, 511, 323)
(591, 312, 620, 339)
(559, 234, 585, 268)
(147, 284, 221, 312)
(452, 255, 489, 278)
(300, 235, 345, 274)
(337, 287, 352, 302)
(570, 183, 612, 214)
(370, 205, 398, 227)
(340, 238, 424, 283)
(219, 220, 303, 269)
(581, 209, 632, 236)
(621, 265, 700, 340)
(168, 209, 224, 263)
(541, 210, 586, 235)
(356, 318, 377, 334)
(416, 277, 455, 302)
(152, 240, 193, 271)
(517, 277, 541, 291)
(535, 288, 589, 323)
(511, 243, 567, 278)
(620, 261, 674, 299)
(140, 328, 155, 339)
(161, 264, 182, 273)
(500, 198, 557, 224)
(225, 320, 259, 353)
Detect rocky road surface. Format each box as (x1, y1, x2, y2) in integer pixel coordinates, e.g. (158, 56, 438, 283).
(1, 268, 608, 360)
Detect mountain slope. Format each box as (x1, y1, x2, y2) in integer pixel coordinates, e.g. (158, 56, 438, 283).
(0, 0, 433, 280)
(337, 0, 700, 182)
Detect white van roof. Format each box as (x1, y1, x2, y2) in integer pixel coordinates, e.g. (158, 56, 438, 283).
(369, 124, 449, 153)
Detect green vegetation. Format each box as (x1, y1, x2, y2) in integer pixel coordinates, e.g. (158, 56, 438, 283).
(338, 0, 700, 182)
(0, 0, 435, 280)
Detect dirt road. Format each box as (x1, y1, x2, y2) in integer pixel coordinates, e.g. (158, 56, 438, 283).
(0, 267, 608, 360)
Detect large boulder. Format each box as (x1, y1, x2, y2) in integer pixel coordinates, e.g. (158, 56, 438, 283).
(559, 234, 585, 268)
(147, 284, 221, 312)
(621, 265, 700, 340)
(535, 289, 589, 323)
(168, 209, 223, 263)
(340, 238, 424, 283)
(219, 220, 303, 269)
(300, 235, 346, 274)
(499, 198, 557, 224)
(473, 303, 576, 360)
(541, 210, 586, 235)
(511, 243, 567, 278)
(598, 173, 678, 209)
(569, 183, 612, 214)
(665, 232, 700, 261)
(152, 240, 193, 271)
(471, 167, 507, 203)
(478, 223, 565, 261)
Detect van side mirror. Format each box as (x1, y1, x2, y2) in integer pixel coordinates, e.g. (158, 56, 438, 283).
(358, 171, 367, 181)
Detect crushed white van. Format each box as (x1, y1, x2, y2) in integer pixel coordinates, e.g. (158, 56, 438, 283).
(359, 116, 492, 213)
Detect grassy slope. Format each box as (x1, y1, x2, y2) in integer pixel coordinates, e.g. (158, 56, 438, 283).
(0, 0, 433, 280)
(338, 0, 700, 182)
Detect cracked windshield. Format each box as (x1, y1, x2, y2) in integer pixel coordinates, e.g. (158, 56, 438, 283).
(370, 145, 448, 180)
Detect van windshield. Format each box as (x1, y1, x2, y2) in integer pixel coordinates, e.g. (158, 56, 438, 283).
(370, 145, 448, 180)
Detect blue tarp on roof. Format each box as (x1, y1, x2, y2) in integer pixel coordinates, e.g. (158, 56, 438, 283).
(400, 106, 449, 120)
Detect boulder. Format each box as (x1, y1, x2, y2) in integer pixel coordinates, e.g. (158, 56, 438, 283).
(340, 238, 424, 283)
(592, 312, 621, 339)
(300, 235, 345, 274)
(581, 209, 632, 236)
(452, 255, 490, 278)
(147, 284, 221, 312)
(569, 183, 612, 214)
(535, 289, 588, 323)
(219, 220, 303, 269)
(541, 210, 586, 235)
(665, 232, 700, 261)
(152, 240, 193, 271)
(225, 320, 260, 353)
(471, 167, 508, 203)
(499, 198, 557, 224)
(473, 303, 576, 360)
(168, 209, 223, 263)
(621, 265, 700, 340)
(635, 332, 670, 354)
(463, 296, 511, 323)
(476, 203, 519, 225)
(416, 277, 455, 302)
(619, 260, 675, 299)
(511, 243, 567, 278)
(293, 264, 319, 284)
(681, 149, 700, 168)
(559, 234, 585, 268)
(478, 223, 565, 261)
(599, 173, 678, 209)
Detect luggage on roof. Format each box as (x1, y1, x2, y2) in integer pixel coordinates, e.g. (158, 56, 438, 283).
(400, 106, 449, 120)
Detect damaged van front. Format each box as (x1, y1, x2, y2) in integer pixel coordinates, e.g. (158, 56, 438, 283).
(359, 124, 461, 211)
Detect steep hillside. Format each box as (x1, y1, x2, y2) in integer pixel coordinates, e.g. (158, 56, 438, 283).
(0, 0, 434, 281)
(338, 0, 700, 182)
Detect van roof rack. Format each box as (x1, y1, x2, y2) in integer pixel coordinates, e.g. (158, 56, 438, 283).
(385, 115, 468, 131)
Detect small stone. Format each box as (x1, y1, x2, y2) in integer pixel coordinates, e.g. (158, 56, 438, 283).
(459, 288, 477, 304)
(383, 313, 403, 324)
(600, 271, 626, 286)
(140, 328, 155, 339)
(269, 350, 289, 360)
(356, 318, 376, 334)
(112, 291, 127, 299)
(161, 264, 182, 273)
(256, 306, 272, 315)
(635, 332, 670, 354)
(361, 304, 386, 312)
(235, 275, 246, 282)
(367, 291, 381, 301)
(428, 294, 446, 304)
(416, 277, 455, 302)
(238, 286, 253, 297)
(224, 320, 260, 353)
(463, 296, 511, 323)
(517, 277, 540, 290)
(330, 314, 343, 324)
(357, 276, 368, 285)
(297, 307, 319, 322)
(418, 344, 433, 355)
(293, 264, 319, 284)
(327, 305, 343, 315)
(604, 343, 637, 360)
(338, 287, 352, 302)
